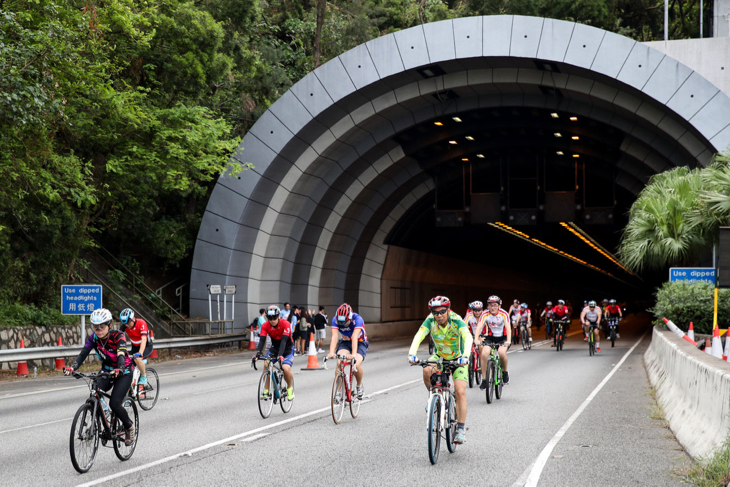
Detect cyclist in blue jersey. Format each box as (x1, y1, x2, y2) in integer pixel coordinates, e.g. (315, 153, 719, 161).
(327, 303, 368, 399)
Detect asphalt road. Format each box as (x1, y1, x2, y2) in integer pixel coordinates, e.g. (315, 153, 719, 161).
(1, 314, 690, 486)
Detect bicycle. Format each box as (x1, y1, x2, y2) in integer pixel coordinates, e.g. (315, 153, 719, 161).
(482, 338, 508, 404)
(467, 342, 481, 388)
(325, 354, 361, 424)
(586, 321, 597, 356)
(252, 356, 293, 418)
(520, 323, 531, 350)
(554, 319, 567, 351)
(545, 317, 553, 341)
(607, 317, 620, 347)
(68, 371, 139, 473)
(129, 359, 159, 411)
(413, 358, 460, 465)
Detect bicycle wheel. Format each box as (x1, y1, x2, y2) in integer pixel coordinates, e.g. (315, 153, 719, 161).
(427, 394, 441, 465)
(495, 366, 503, 399)
(428, 336, 434, 355)
(445, 395, 457, 453)
(257, 370, 274, 419)
(521, 328, 527, 350)
(486, 359, 495, 404)
(137, 368, 159, 411)
(474, 354, 481, 386)
(113, 398, 138, 461)
(589, 336, 594, 356)
(528, 334, 532, 350)
(468, 353, 475, 388)
(349, 380, 361, 419)
(611, 329, 616, 347)
(279, 373, 293, 413)
(331, 373, 346, 424)
(70, 403, 99, 473)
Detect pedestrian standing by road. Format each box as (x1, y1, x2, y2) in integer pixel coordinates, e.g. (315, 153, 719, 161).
(289, 306, 300, 354)
(256, 308, 266, 346)
(314, 306, 327, 353)
(297, 308, 309, 354)
(280, 302, 291, 320)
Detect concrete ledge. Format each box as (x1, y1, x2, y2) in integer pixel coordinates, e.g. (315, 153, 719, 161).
(644, 326, 730, 459)
(366, 320, 422, 341)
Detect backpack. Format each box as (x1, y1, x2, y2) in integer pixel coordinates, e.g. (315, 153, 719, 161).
(299, 316, 308, 332)
(250, 316, 259, 332)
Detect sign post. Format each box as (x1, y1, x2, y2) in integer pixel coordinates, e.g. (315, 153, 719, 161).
(61, 285, 103, 344)
(224, 285, 236, 333)
(208, 285, 222, 323)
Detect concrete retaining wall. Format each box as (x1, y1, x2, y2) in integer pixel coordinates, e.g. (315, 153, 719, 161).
(0, 325, 91, 371)
(645, 326, 730, 459)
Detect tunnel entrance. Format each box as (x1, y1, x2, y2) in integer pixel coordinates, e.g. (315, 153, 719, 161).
(191, 15, 730, 328)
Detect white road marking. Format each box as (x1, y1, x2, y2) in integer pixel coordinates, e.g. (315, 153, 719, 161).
(513, 329, 649, 487)
(0, 417, 72, 435)
(241, 433, 269, 442)
(75, 377, 423, 487)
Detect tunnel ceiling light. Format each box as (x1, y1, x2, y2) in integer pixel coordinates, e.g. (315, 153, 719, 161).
(449, 140, 457, 145)
(476, 154, 485, 158)
(452, 117, 462, 122)
(551, 113, 559, 118)
(570, 116, 578, 121)
(465, 136, 474, 141)
(556, 151, 564, 155)
(559, 222, 637, 277)
(554, 132, 562, 138)
(571, 136, 580, 140)
(488, 222, 616, 278)
(461, 158, 469, 161)
(434, 122, 443, 126)
(572, 154, 580, 158)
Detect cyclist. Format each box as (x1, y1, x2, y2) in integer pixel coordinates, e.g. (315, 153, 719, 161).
(255, 305, 295, 401)
(517, 303, 532, 345)
(508, 299, 521, 344)
(408, 296, 472, 444)
(464, 300, 486, 336)
(474, 295, 511, 386)
(580, 300, 602, 352)
(551, 300, 570, 346)
(541, 301, 554, 343)
(327, 303, 368, 400)
(63, 308, 135, 446)
(605, 299, 622, 338)
(119, 308, 153, 394)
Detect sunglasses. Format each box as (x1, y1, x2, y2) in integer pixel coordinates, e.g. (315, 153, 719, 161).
(92, 324, 108, 330)
(432, 309, 448, 316)
(267, 315, 278, 320)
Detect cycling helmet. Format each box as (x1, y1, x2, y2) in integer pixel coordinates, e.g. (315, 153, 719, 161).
(90, 308, 113, 327)
(469, 300, 484, 311)
(588, 300, 597, 307)
(558, 299, 565, 305)
(428, 296, 451, 311)
(119, 308, 135, 324)
(266, 305, 281, 318)
(520, 303, 528, 309)
(336, 303, 353, 323)
(602, 298, 608, 303)
(609, 299, 616, 304)
(487, 295, 502, 305)
(546, 301, 553, 307)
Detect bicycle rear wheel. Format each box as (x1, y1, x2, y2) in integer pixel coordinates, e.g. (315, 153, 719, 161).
(70, 403, 99, 473)
(611, 329, 616, 347)
(521, 328, 527, 350)
(589, 336, 594, 356)
(445, 395, 457, 453)
(113, 398, 138, 461)
(331, 374, 346, 424)
(137, 368, 159, 411)
(468, 352, 475, 388)
(495, 366, 503, 399)
(279, 373, 293, 413)
(257, 370, 274, 418)
(486, 359, 495, 404)
(427, 394, 441, 464)
(474, 354, 481, 386)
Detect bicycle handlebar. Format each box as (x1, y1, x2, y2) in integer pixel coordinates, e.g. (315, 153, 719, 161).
(323, 355, 358, 373)
(251, 355, 281, 371)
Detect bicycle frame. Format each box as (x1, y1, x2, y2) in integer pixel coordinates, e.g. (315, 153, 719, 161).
(76, 373, 122, 442)
(418, 359, 457, 430)
(335, 354, 357, 401)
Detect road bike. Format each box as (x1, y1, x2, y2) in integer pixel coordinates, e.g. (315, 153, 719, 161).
(607, 317, 621, 347)
(68, 371, 139, 473)
(520, 323, 531, 350)
(325, 354, 361, 424)
(586, 322, 597, 356)
(545, 317, 554, 341)
(483, 339, 508, 404)
(413, 358, 460, 464)
(554, 319, 567, 351)
(467, 342, 481, 388)
(129, 359, 159, 411)
(252, 356, 293, 418)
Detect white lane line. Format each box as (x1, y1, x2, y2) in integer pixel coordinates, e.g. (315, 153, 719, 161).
(75, 377, 422, 487)
(0, 417, 72, 435)
(515, 329, 649, 487)
(0, 385, 86, 400)
(241, 433, 269, 442)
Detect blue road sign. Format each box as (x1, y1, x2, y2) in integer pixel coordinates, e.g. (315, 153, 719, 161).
(62, 285, 103, 315)
(669, 267, 715, 285)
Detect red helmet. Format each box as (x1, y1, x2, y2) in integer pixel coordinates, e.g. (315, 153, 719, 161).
(335, 303, 353, 323)
(428, 296, 451, 311)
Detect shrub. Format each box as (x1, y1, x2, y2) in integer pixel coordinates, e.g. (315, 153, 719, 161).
(651, 281, 730, 334)
(0, 302, 79, 327)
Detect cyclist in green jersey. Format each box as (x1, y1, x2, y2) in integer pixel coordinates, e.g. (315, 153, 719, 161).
(408, 296, 473, 444)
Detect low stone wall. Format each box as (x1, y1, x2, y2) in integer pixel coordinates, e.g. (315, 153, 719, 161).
(644, 326, 730, 459)
(0, 325, 92, 371)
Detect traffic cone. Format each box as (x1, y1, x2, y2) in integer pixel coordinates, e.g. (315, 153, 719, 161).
(687, 322, 695, 342)
(705, 337, 712, 354)
(149, 329, 158, 359)
(55, 336, 65, 370)
(301, 332, 323, 370)
(724, 331, 730, 361)
(711, 326, 724, 359)
(16, 339, 29, 376)
(248, 325, 257, 350)
(663, 318, 698, 346)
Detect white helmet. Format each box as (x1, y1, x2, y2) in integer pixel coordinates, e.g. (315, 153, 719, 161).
(90, 308, 113, 327)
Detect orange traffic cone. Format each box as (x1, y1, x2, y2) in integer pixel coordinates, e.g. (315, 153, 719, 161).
(55, 336, 66, 370)
(248, 325, 257, 350)
(712, 326, 724, 359)
(149, 329, 158, 359)
(16, 339, 29, 376)
(687, 322, 695, 342)
(705, 337, 712, 355)
(301, 332, 323, 370)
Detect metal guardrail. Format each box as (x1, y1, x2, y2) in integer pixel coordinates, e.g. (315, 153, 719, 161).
(0, 334, 249, 363)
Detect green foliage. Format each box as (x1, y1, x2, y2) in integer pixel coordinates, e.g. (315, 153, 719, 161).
(0, 301, 79, 327)
(685, 434, 730, 487)
(651, 281, 730, 335)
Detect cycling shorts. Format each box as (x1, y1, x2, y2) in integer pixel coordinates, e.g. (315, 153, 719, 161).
(586, 321, 599, 329)
(428, 354, 467, 382)
(267, 348, 295, 367)
(130, 343, 153, 359)
(481, 336, 507, 348)
(336, 338, 368, 360)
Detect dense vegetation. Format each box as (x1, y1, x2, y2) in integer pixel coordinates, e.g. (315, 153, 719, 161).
(652, 281, 730, 334)
(0, 0, 715, 311)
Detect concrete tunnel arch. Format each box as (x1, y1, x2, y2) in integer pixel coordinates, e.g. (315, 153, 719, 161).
(189, 15, 730, 330)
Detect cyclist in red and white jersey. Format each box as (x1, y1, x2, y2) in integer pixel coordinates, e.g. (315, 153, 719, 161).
(517, 303, 532, 345)
(255, 305, 295, 400)
(464, 301, 486, 336)
(605, 299, 622, 338)
(328, 303, 368, 400)
(474, 295, 511, 386)
(551, 300, 570, 346)
(119, 308, 152, 389)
